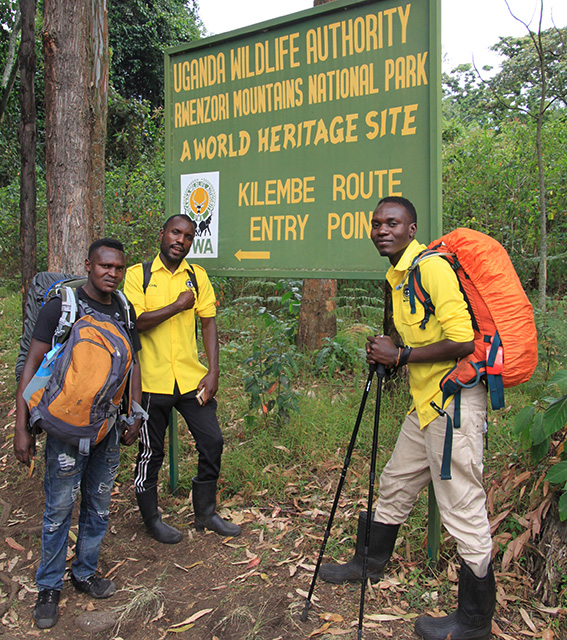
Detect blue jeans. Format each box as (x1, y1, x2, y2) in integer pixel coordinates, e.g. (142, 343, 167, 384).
(36, 427, 121, 591)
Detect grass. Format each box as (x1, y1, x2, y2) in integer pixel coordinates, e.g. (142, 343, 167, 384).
(113, 581, 166, 633)
(0, 285, 22, 376)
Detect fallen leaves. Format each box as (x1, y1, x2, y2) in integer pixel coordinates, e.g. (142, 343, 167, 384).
(4, 538, 24, 552)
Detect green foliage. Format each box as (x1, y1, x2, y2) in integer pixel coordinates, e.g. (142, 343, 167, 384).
(105, 103, 166, 266)
(108, 0, 203, 108)
(107, 88, 165, 168)
(490, 28, 567, 114)
(0, 283, 22, 371)
(533, 298, 567, 379)
(233, 278, 302, 315)
(0, 173, 48, 284)
(515, 370, 567, 521)
(442, 63, 495, 127)
(336, 279, 384, 327)
(314, 334, 365, 378)
(442, 116, 567, 292)
(242, 306, 302, 427)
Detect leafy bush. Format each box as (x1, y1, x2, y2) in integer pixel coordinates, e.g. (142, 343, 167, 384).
(314, 334, 365, 377)
(242, 304, 303, 427)
(514, 370, 567, 520)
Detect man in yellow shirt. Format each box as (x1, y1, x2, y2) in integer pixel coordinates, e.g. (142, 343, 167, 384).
(320, 197, 495, 640)
(124, 215, 240, 544)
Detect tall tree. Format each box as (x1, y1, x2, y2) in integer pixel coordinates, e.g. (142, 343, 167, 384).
(477, 2, 566, 311)
(0, 0, 20, 123)
(43, 0, 109, 271)
(19, 0, 36, 317)
(297, 0, 337, 351)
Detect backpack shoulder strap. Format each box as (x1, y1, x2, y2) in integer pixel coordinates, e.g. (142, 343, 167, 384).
(52, 286, 80, 347)
(186, 264, 199, 298)
(114, 290, 135, 333)
(406, 250, 455, 330)
(142, 261, 153, 294)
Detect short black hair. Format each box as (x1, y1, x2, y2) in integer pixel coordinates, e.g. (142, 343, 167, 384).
(376, 196, 417, 224)
(162, 214, 196, 232)
(88, 237, 124, 257)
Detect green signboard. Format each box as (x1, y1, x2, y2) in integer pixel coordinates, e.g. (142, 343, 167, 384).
(165, 0, 441, 279)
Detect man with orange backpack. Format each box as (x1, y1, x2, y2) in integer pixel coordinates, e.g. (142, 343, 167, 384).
(320, 197, 496, 640)
(14, 238, 143, 630)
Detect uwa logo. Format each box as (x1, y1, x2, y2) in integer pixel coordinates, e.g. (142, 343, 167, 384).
(180, 172, 219, 258)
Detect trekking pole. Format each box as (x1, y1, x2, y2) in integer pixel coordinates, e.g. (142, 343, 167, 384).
(300, 363, 378, 623)
(358, 363, 386, 639)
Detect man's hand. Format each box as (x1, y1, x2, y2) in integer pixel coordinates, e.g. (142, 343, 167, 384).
(173, 289, 195, 312)
(14, 425, 35, 466)
(120, 418, 141, 446)
(366, 335, 400, 369)
(197, 371, 219, 405)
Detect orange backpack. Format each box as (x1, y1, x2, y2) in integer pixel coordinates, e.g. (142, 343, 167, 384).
(407, 228, 538, 478)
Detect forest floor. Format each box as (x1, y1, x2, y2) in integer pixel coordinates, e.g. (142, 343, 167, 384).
(1, 396, 565, 640)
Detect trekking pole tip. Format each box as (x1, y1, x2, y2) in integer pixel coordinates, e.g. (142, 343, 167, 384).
(300, 600, 310, 622)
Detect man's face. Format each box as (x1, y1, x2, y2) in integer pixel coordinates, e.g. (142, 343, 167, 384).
(85, 247, 125, 295)
(159, 216, 195, 264)
(371, 202, 417, 265)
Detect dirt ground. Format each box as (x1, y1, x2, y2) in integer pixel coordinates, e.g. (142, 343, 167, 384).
(1, 396, 565, 640)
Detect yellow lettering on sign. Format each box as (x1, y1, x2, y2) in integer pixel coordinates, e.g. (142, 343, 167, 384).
(238, 177, 315, 206)
(250, 215, 309, 241)
(180, 139, 191, 162)
(305, 5, 412, 64)
(230, 33, 302, 81)
(307, 64, 379, 105)
(327, 211, 374, 240)
(193, 131, 250, 160)
(257, 114, 358, 153)
(365, 105, 419, 139)
(332, 169, 404, 201)
(174, 94, 230, 128)
(384, 52, 428, 91)
(172, 54, 226, 92)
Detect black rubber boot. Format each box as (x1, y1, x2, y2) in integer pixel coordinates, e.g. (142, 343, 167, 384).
(319, 512, 400, 584)
(414, 560, 496, 640)
(192, 478, 241, 536)
(136, 489, 183, 544)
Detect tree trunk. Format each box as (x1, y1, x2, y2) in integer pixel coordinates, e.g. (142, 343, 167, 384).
(533, 1, 548, 312)
(19, 0, 37, 321)
(297, 279, 337, 350)
(296, 0, 338, 351)
(536, 100, 547, 312)
(89, 0, 109, 239)
(43, 0, 108, 272)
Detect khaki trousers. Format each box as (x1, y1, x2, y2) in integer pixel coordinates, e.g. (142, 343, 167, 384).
(374, 384, 492, 577)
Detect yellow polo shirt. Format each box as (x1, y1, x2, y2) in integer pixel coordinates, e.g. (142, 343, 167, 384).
(124, 256, 217, 395)
(387, 240, 474, 428)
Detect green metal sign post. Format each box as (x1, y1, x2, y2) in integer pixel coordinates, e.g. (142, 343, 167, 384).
(165, 0, 441, 280)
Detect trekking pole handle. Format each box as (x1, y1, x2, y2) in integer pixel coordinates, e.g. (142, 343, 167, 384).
(369, 362, 386, 377)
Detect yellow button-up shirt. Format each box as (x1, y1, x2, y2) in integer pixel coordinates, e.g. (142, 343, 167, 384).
(124, 256, 217, 395)
(387, 239, 474, 428)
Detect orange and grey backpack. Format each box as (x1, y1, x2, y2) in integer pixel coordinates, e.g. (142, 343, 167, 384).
(405, 228, 538, 479)
(22, 278, 143, 455)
